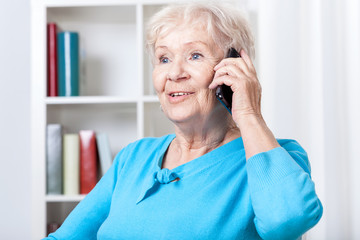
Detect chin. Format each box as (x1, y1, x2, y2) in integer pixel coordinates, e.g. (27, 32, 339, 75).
(166, 110, 196, 124)
(164, 105, 200, 125)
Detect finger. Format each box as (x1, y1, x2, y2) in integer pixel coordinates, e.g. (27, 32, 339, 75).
(211, 62, 258, 90)
(213, 64, 244, 79)
(209, 75, 238, 89)
(240, 49, 256, 73)
(214, 58, 250, 75)
(214, 63, 259, 87)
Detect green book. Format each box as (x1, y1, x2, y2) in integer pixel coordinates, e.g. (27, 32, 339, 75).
(57, 31, 79, 96)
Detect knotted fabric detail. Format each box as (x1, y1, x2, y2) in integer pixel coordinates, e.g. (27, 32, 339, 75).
(136, 168, 180, 204)
(155, 168, 178, 184)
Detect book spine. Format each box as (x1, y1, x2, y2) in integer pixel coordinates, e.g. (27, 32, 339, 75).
(46, 124, 62, 194)
(57, 32, 79, 96)
(47, 23, 58, 97)
(47, 222, 61, 236)
(63, 134, 80, 195)
(96, 133, 113, 176)
(79, 130, 98, 194)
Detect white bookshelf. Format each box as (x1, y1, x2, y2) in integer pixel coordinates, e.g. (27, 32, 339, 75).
(30, 1, 172, 239)
(31, 0, 254, 239)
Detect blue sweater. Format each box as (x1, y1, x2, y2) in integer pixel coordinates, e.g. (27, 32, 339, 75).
(45, 134, 322, 240)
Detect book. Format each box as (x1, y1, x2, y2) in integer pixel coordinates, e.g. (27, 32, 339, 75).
(47, 23, 58, 97)
(63, 134, 80, 195)
(79, 130, 98, 194)
(57, 31, 79, 96)
(96, 133, 113, 176)
(47, 222, 61, 235)
(46, 124, 62, 194)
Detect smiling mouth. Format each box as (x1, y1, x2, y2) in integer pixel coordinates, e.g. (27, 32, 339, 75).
(170, 92, 193, 97)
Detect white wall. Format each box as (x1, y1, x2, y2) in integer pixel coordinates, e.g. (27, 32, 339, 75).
(256, 0, 360, 239)
(0, 0, 31, 239)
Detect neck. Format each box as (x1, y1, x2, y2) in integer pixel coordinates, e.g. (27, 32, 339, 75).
(165, 105, 241, 168)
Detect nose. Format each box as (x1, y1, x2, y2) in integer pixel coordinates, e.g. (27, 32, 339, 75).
(167, 57, 190, 81)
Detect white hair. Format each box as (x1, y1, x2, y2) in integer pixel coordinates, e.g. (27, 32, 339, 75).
(145, 2, 255, 62)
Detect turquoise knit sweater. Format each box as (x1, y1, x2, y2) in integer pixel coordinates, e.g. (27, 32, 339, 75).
(45, 134, 322, 240)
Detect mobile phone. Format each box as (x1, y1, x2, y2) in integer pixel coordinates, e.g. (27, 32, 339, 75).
(215, 48, 241, 114)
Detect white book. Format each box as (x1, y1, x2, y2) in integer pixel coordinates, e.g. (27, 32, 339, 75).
(63, 134, 80, 195)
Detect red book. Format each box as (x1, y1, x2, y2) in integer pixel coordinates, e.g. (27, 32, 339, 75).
(47, 23, 58, 96)
(79, 130, 98, 194)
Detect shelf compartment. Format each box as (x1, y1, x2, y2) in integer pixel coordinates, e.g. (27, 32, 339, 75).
(142, 4, 166, 95)
(47, 202, 80, 226)
(47, 5, 139, 97)
(47, 103, 138, 156)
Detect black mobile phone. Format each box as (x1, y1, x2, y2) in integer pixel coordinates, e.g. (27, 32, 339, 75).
(215, 48, 241, 114)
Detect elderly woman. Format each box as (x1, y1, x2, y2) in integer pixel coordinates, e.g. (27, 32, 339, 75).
(45, 3, 322, 240)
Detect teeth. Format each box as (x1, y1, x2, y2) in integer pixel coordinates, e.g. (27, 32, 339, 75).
(171, 92, 191, 97)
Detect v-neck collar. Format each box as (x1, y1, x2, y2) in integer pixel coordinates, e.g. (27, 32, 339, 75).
(136, 134, 244, 204)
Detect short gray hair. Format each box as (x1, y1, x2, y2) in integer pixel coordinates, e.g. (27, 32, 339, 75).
(145, 2, 255, 62)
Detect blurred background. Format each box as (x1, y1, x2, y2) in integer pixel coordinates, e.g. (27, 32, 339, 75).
(0, 0, 359, 239)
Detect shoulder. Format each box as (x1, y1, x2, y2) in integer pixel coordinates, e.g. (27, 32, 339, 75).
(276, 138, 310, 174)
(277, 138, 305, 151)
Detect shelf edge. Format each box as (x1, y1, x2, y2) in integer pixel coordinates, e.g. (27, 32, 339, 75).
(46, 194, 86, 202)
(45, 96, 139, 105)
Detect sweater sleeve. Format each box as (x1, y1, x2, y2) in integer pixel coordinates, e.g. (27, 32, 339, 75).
(246, 139, 323, 240)
(43, 149, 126, 240)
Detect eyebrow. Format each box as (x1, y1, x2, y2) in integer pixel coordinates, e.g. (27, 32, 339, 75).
(155, 40, 210, 51)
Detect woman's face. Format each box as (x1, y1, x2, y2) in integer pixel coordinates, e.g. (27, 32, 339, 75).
(152, 24, 224, 124)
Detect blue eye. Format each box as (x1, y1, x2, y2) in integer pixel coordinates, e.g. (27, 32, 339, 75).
(159, 57, 169, 64)
(191, 53, 202, 60)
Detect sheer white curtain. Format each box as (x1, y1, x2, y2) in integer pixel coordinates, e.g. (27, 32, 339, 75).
(241, 0, 360, 239)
